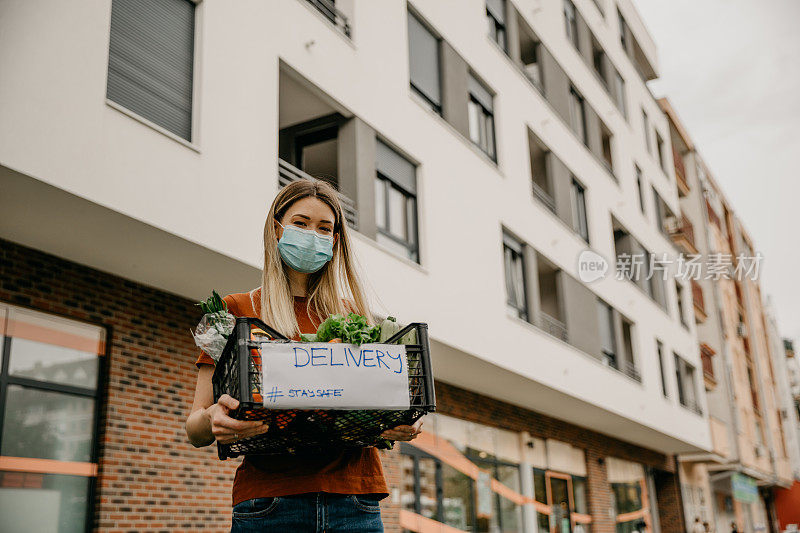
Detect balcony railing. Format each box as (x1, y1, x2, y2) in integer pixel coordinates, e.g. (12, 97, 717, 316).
(692, 279, 707, 322)
(669, 214, 698, 254)
(304, 0, 351, 37)
(532, 181, 556, 214)
(706, 198, 721, 228)
(619, 360, 642, 383)
(539, 312, 568, 342)
(279, 159, 358, 230)
(673, 148, 689, 196)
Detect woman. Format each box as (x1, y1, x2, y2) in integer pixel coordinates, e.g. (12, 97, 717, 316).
(184, 178, 423, 532)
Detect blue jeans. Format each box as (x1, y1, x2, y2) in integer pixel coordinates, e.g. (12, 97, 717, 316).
(231, 492, 384, 532)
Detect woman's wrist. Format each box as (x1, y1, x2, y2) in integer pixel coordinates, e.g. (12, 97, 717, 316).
(186, 406, 215, 448)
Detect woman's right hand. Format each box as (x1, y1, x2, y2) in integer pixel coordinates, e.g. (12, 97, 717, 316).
(205, 394, 269, 444)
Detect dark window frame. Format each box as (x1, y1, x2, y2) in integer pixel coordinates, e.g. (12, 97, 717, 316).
(374, 170, 420, 263)
(656, 340, 668, 397)
(408, 10, 444, 116)
(597, 298, 617, 368)
(486, 0, 508, 52)
(564, 0, 579, 50)
(569, 86, 588, 146)
(503, 232, 529, 322)
(571, 177, 590, 243)
(400, 442, 476, 528)
(467, 74, 498, 161)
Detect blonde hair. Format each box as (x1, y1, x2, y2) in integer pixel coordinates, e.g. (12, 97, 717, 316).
(260, 178, 375, 338)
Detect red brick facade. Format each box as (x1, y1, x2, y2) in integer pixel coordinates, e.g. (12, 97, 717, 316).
(0, 237, 685, 532)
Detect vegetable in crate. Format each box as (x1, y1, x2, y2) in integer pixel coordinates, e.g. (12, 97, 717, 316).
(190, 290, 236, 362)
(299, 312, 382, 345)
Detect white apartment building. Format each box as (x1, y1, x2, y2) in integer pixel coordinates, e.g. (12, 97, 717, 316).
(0, 0, 713, 531)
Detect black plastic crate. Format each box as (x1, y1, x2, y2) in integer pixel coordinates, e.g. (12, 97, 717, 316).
(211, 316, 436, 460)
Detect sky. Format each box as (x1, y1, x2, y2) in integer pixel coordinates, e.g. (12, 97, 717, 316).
(633, 0, 800, 345)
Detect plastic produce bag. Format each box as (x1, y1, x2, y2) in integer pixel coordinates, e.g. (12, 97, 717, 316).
(191, 312, 235, 362)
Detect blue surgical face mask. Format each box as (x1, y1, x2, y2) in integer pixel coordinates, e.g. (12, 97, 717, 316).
(276, 221, 335, 273)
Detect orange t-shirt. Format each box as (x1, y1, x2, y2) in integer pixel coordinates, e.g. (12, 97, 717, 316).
(194, 287, 389, 506)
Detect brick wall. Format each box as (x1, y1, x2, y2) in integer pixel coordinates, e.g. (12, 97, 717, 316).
(0, 238, 685, 532)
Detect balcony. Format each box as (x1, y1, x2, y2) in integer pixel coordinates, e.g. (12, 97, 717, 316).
(692, 280, 707, 323)
(532, 181, 556, 213)
(279, 159, 358, 230)
(701, 343, 716, 390)
(618, 359, 642, 383)
(539, 312, 568, 342)
(706, 198, 721, 229)
(673, 148, 690, 196)
(669, 214, 698, 254)
(304, 0, 351, 37)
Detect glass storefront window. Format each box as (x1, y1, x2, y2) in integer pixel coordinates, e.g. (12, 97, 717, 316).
(442, 463, 474, 530)
(0, 471, 90, 533)
(2, 385, 96, 462)
(0, 304, 104, 533)
(8, 337, 99, 390)
(572, 475, 588, 514)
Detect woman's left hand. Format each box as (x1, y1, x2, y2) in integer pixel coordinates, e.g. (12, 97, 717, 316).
(380, 418, 423, 441)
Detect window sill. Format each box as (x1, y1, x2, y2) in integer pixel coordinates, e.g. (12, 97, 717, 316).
(106, 99, 201, 153)
(408, 88, 503, 176)
(350, 229, 428, 275)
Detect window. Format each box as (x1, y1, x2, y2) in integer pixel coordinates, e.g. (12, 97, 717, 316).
(613, 480, 644, 533)
(652, 187, 674, 238)
(642, 109, 652, 154)
(617, 9, 629, 51)
(529, 133, 555, 213)
(486, 0, 507, 52)
(534, 467, 589, 530)
(656, 340, 668, 397)
(635, 165, 646, 213)
(675, 353, 700, 413)
(401, 444, 476, 530)
(620, 317, 638, 381)
(591, 37, 607, 86)
(375, 140, 419, 263)
(571, 178, 589, 242)
(467, 74, 497, 160)
(408, 11, 442, 114)
(656, 131, 667, 173)
(0, 304, 105, 533)
(564, 0, 579, 50)
(519, 24, 544, 92)
(107, 0, 196, 140)
(503, 233, 528, 321)
(612, 69, 627, 117)
(569, 86, 587, 145)
(466, 448, 523, 532)
(601, 121, 614, 172)
(597, 299, 617, 367)
(676, 282, 688, 327)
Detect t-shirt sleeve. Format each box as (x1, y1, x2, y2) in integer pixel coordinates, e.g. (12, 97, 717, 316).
(194, 293, 238, 369)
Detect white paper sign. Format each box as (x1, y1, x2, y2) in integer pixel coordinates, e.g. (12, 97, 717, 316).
(258, 342, 410, 409)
